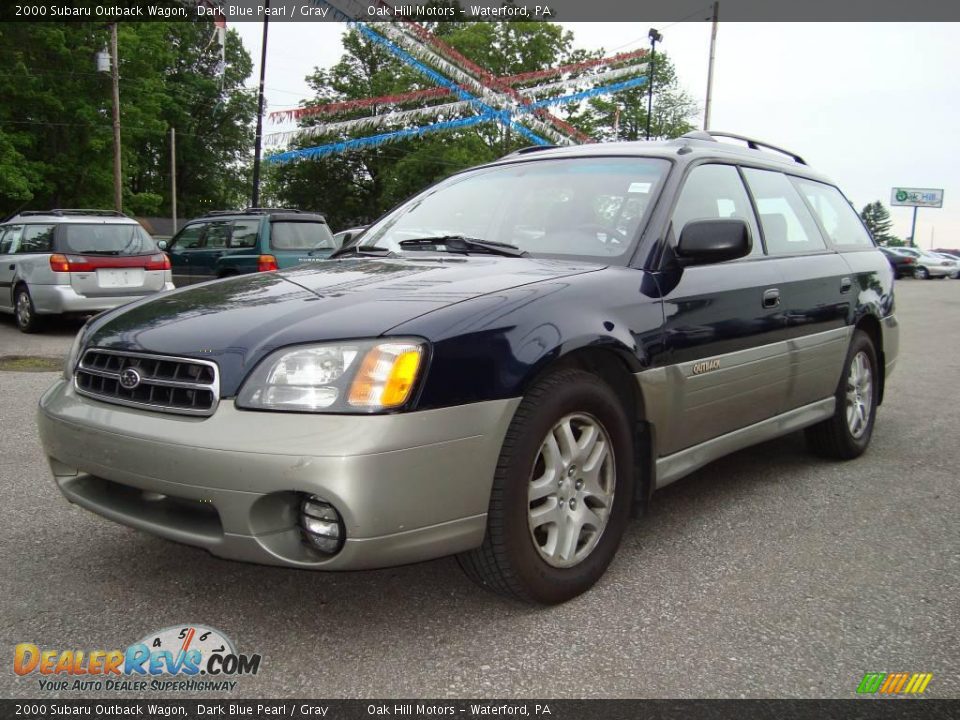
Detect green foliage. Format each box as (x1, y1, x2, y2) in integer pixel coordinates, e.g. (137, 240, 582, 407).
(0, 21, 255, 219)
(860, 200, 899, 245)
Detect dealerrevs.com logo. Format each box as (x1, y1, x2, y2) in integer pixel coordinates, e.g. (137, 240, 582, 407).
(14, 625, 261, 693)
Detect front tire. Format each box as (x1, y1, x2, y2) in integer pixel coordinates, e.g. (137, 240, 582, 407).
(806, 330, 878, 460)
(458, 369, 635, 604)
(14, 286, 42, 333)
(914, 267, 930, 280)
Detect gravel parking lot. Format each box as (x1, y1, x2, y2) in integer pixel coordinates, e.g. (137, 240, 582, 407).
(1, 279, 958, 699)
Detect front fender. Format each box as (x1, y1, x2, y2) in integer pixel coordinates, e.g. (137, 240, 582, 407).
(389, 267, 665, 410)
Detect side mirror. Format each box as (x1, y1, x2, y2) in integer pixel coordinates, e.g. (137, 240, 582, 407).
(677, 218, 751, 265)
(157, 240, 168, 251)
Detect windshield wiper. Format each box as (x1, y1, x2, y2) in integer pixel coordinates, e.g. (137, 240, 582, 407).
(399, 236, 528, 257)
(328, 245, 396, 259)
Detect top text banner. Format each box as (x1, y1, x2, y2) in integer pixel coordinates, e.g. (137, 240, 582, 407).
(3, 0, 960, 22)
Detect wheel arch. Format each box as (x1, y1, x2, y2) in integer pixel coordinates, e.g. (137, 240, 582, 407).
(854, 313, 885, 405)
(519, 342, 655, 510)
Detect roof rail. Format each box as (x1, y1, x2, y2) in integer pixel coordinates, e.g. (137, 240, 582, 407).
(201, 207, 306, 217)
(680, 131, 807, 165)
(17, 209, 129, 218)
(504, 145, 558, 158)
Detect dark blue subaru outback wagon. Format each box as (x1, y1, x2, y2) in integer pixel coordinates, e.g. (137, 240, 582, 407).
(38, 132, 898, 604)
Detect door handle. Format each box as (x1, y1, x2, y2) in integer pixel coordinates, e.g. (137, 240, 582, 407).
(7, 264, 13, 271)
(762, 288, 780, 308)
(840, 277, 852, 294)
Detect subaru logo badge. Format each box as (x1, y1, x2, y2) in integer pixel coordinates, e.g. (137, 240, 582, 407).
(119, 367, 142, 390)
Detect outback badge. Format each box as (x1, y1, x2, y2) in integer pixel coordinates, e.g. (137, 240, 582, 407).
(691, 359, 721, 375)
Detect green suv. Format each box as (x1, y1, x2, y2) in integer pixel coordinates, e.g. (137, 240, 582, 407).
(161, 208, 335, 286)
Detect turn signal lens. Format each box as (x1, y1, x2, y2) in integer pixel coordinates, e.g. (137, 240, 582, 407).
(348, 343, 423, 409)
(49, 254, 71, 272)
(258, 254, 279, 272)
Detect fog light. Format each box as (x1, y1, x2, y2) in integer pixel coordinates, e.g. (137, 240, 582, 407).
(300, 495, 344, 555)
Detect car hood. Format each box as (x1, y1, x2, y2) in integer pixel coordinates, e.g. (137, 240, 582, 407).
(84, 255, 603, 396)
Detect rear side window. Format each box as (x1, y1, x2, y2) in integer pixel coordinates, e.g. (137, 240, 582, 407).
(794, 179, 874, 248)
(19, 224, 56, 253)
(0, 225, 23, 254)
(270, 222, 334, 251)
(671, 164, 762, 257)
(60, 224, 155, 255)
(742, 169, 826, 255)
(230, 220, 260, 248)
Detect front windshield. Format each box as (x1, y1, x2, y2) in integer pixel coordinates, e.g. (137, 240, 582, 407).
(362, 157, 670, 260)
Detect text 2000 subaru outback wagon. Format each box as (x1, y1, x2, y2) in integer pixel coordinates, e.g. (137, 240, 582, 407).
(38, 132, 898, 604)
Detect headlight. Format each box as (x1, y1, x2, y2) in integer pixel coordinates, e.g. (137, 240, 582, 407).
(63, 329, 86, 381)
(236, 339, 426, 413)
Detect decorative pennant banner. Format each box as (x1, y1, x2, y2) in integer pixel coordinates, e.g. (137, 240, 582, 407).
(518, 63, 649, 99)
(268, 75, 650, 164)
(264, 100, 476, 147)
(267, 113, 499, 163)
(268, 51, 649, 123)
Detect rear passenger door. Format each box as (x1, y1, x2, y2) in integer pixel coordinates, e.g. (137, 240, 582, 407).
(190, 221, 231, 282)
(655, 163, 789, 456)
(741, 168, 852, 411)
(0, 225, 23, 309)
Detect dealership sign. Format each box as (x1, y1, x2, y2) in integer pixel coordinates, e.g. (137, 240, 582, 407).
(890, 187, 944, 208)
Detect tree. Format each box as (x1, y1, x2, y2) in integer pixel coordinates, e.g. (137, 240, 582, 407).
(0, 22, 255, 219)
(579, 52, 698, 141)
(267, 21, 585, 229)
(860, 201, 899, 245)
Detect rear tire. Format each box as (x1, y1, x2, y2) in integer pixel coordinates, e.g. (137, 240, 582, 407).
(457, 368, 635, 604)
(14, 286, 43, 333)
(806, 330, 878, 460)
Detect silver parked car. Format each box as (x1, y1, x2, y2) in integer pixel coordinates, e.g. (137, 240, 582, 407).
(888, 246, 957, 279)
(0, 210, 175, 332)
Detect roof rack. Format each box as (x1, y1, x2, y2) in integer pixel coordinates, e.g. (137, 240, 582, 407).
(504, 145, 558, 158)
(17, 209, 129, 218)
(202, 207, 306, 217)
(680, 131, 807, 165)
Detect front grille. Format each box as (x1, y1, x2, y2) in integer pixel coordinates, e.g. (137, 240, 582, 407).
(75, 348, 219, 416)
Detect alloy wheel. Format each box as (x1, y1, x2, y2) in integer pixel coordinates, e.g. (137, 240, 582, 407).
(527, 413, 616, 568)
(845, 351, 873, 439)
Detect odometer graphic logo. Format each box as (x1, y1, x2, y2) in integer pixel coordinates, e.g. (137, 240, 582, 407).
(14, 624, 262, 693)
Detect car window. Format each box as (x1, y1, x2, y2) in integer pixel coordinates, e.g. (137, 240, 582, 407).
(60, 223, 156, 255)
(170, 224, 205, 250)
(362, 157, 670, 261)
(0, 225, 23, 255)
(230, 220, 260, 249)
(203, 223, 230, 249)
(742, 169, 826, 255)
(671, 164, 763, 257)
(794, 179, 873, 247)
(270, 221, 335, 251)
(18, 224, 56, 253)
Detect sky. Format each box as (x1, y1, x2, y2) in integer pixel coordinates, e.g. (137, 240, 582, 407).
(234, 21, 960, 249)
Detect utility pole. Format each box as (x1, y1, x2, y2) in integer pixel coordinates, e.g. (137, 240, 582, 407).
(170, 127, 177, 234)
(250, 0, 271, 208)
(645, 28, 662, 140)
(110, 23, 122, 213)
(703, 2, 719, 130)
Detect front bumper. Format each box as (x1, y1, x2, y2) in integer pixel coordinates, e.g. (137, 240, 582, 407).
(31, 282, 176, 315)
(37, 379, 518, 570)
